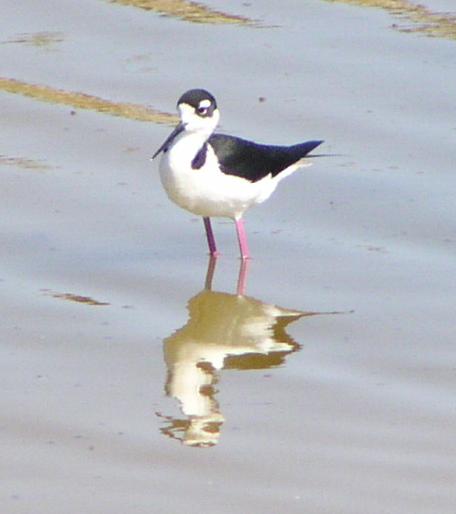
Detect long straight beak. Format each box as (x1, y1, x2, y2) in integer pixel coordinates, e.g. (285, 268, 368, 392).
(151, 122, 186, 159)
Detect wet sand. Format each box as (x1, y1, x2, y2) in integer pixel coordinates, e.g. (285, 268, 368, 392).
(1, 0, 455, 513)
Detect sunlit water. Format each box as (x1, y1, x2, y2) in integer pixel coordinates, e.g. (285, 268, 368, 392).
(1, 0, 455, 513)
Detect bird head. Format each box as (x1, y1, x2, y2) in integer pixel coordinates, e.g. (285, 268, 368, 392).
(152, 89, 220, 159)
(177, 88, 220, 136)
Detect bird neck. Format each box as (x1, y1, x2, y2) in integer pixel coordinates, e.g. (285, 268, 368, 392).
(168, 130, 211, 169)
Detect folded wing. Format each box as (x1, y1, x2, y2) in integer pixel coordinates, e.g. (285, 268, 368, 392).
(209, 134, 323, 183)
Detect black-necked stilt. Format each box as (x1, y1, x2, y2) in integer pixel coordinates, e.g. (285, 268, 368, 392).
(152, 89, 323, 259)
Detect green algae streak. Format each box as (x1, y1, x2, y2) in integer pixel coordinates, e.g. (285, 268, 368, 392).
(325, 0, 456, 40)
(109, 0, 254, 25)
(0, 77, 177, 124)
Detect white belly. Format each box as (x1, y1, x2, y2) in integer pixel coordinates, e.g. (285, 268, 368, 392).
(159, 134, 279, 219)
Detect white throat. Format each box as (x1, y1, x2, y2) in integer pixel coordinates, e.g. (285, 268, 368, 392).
(178, 104, 220, 137)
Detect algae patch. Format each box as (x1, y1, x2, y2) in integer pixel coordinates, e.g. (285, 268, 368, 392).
(42, 290, 110, 306)
(325, 0, 456, 40)
(2, 32, 64, 48)
(109, 0, 255, 25)
(0, 155, 52, 172)
(0, 77, 177, 124)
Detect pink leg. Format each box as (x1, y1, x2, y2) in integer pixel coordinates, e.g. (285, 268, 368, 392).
(236, 258, 250, 296)
(203, 217, 218, 256)
(234, 218, 250, 260)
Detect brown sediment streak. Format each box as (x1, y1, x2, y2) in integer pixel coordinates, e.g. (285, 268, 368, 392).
(2, 31, 65, 48)
(0, 77, 177, 124)
(0, 155, 52, 172)
(108, 0, 254, 25)
(325, 0, 456, 40)
(43, 290, 110, 306)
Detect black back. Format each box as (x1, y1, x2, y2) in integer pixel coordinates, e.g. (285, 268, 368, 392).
(208, 134, 323, 183)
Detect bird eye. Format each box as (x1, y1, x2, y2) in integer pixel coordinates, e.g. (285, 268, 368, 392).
(197, 106, 208, 115)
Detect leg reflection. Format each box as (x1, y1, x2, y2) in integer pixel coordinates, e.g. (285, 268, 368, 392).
(236, 258, 250, 296)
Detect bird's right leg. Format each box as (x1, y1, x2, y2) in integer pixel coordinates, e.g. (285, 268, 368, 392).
(203, 217, 219, 256)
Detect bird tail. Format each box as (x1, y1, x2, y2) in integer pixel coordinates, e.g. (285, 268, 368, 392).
(295, 140, 324, 157)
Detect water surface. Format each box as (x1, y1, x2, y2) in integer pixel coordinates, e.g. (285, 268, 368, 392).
(1, 0, 455, 513)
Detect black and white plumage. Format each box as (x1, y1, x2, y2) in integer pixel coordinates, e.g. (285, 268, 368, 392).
(152, 89, 323, 259)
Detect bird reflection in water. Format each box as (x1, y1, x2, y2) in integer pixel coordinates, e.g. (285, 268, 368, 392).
(157, 257, 331, 448)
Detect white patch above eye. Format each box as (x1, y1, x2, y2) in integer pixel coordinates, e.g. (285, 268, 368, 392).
(199, 99, 211, 108)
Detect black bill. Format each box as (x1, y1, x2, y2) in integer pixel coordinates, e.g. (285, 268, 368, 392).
(152, 122, 186, 159)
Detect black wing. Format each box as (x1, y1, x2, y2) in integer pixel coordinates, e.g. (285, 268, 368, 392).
(208, 134, 323, 183)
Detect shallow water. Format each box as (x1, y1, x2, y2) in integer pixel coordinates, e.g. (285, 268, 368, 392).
(1, 0, 456, 513)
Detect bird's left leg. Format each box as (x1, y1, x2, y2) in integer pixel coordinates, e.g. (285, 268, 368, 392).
(234, 218, 250, 260)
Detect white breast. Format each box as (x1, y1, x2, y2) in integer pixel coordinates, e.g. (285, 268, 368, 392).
(159, 132, 281, 220)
